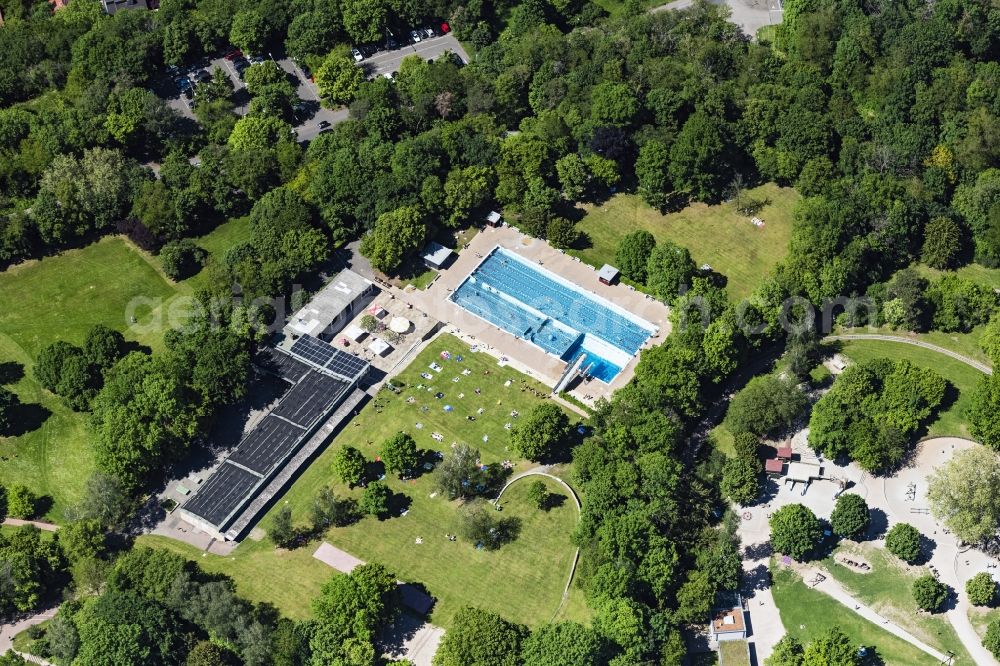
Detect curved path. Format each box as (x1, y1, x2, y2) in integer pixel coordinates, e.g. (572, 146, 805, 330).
(494, 467, 581, 621)
(825, 334, 993, 375)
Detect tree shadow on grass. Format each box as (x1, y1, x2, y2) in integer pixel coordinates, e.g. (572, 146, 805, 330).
(541, 492, 567, 512)
(1, 402, 51, 437)
(384, 491, 412, 520)
(0, 361, 24, 384)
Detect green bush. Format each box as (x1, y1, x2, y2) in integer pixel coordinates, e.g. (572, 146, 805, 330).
(966, 572, 997, 607)
(885, 523, 922, 563)
(912, 574, 948, 612)
(159, 239, 207, 281)
(829, 493, 869, 539)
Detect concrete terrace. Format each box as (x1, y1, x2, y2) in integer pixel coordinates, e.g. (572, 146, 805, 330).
(403, 225, 672, 404)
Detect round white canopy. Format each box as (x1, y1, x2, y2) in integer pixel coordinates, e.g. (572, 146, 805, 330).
(389, 316, 411, 334)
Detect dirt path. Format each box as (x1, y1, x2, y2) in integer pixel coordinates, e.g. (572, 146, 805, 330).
(825, 334, 992, 375)
(2, 518, 58, 532)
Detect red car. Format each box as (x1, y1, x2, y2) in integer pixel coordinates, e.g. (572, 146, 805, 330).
(440, 22, 450, 33)
(224, 49, 243, 61)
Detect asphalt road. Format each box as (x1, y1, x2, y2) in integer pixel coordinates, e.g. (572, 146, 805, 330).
(359, 33, 470, 79)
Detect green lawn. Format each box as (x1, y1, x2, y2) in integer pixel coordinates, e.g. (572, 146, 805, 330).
(837, 325, 992, 367)
(718, 639, 750, 666)
(145, 334, 589, 628)
(0, 221, 255, 521)
(770, 565, 947, 666)
(968, 606, 1000, 639)
(835, 339, 984, 439)
(568, 183, 799, 300)
(824, 543, 973, 663)
(914, 262, 1000, 292)
(0, 237, 181, 519)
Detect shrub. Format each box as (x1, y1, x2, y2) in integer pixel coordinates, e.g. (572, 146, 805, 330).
(912, 574, 948, 612)
(159, 239, 207, 281)
(6, 484, 36, 519)
(885, 523, 922, 563)
(985, 618, 1000, 658)
(360, 481, 391, 518)
(966, 572, 997, 607)
(732, 431, 760, 460)
(526, 480, 548, 509)
(720, 456, 761, 505)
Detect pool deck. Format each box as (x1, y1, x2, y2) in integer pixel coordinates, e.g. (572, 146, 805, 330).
(403, 225, 671, 404)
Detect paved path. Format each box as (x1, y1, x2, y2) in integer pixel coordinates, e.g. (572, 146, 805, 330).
(797, 565, 951, 663)
(825, 334, 993, 374)
(0, 608, 56, 659)
(651, 0, 783, 37)
(1, 519, 58, 532)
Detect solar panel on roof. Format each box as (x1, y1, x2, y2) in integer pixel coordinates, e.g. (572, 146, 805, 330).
(289, 335, 367, 380)
(327, 348, 367, 379)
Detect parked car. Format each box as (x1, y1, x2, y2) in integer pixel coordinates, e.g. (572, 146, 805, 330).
(318, 120, 331, 129)
(385, 36, 398, 49)
(174, 77, 192, 93)
(224, 48, 243, 61)
(192, 69, 212, 84)
(440, 21, 450, 33)
(409, 29, 421, 43)
(233, 59, 250, 77)
(248, 54, 265, 65)
(351, 48, 363, 62)
(422, 26, 435, 38)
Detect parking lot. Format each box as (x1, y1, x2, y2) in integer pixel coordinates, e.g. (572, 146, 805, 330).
(156, 32, 470, 145)
(359, 33, 469, 79)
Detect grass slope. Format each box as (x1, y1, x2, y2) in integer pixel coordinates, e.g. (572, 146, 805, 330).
(568, 184, 798, 300)
(145, 334, 588, 628)
(0, 237, 180, 518)
(824, 543, 972, 664)
(770, 565, 945, 666)
(0, 222, 251, 521)
(836, 339, 983, 439)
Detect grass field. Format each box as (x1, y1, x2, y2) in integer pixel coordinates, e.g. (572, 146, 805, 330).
(718, 639, 750, 666)
(0, 237, 181, 518)
(968, 606, 1000, 638)
(835, 339, 984, 439)
(0, 222, 255, 521)
(770, 564, 948, 666)
(824, 543, 972, 663)
(568, 184, 798, 300)
(145, 334, 589, 628)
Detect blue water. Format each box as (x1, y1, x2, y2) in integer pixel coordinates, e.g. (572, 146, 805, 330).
(451, 248, 654, 382)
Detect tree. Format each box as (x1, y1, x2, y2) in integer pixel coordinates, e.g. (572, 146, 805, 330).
(986, 618, 1000, 658)
(555, 154, 589, 200)
(310, 486, 354, 531)
(669, 111, 729, 201)
(228, 115, 292, 152)
(359, 206, 426, 274)
(332, 446, 366, 487)
(802, 627, 859, 665)
(34, 341, 84, 393)
(360, 481, 391, 518)
(510, 403, 571, 461)
(380, 432, 419, 478)
(732, 432, 760, 460)
(315, 52, 365, 105)
(720, 456, 761, 505)
(645, 241, 696, 304)
(159, 240, 207, 281)
(970, 375, 1000, 450)
(769, 504, 822, 560)
(765, 635, 804, 666)
(83, 325, 125, 372)
(6, 485, 35, 519)
(46, 608, 80, 664)
(458, 499, 514, 550)
(433, 606, 528, 666)
(913, 574, 948, 612)
(269, 506, 295, 547)
(615, 231, 656, 283)
(341, 0, 387, 43)
(829, 493, 869, 540)
(635, 140, 670, 210)
(526, 480, 548, 510)
(546, 218, 580, 250)
(186, 641, 239, 666)
(921, 216, 961, 269)
(435, 444, 487, 500)
(725, 375, 807, 438)
(59, 519, 106, 563)
(520, 621, 603, 666)
(966, 572, 997, 607)
(590, 82, 638, 127)
(928, 447, 1000, 544)
(229, 10, 269, 54)
(885, 523, 922, 563)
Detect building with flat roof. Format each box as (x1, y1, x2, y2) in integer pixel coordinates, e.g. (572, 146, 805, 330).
(284, 269, 376, 342)
(423, 241, 455, 270)
(709, 594, 746, 642)
(598, 264, 620, 285)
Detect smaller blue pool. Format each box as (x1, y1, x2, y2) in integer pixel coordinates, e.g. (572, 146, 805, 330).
(450, 248, 656, 382)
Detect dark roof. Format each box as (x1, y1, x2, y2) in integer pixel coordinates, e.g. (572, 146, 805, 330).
(255, 347, 311, 384)
(270, 371, 350, 428)
(764, 458, 784, 474)
(182, 462, 261, 527)
(228, 415, 305, 476)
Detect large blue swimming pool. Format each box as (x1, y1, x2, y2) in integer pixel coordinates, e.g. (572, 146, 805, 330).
(450, 248, 656, 382)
